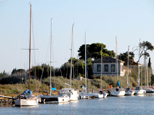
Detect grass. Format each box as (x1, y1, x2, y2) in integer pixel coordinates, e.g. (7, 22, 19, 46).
(0, 75, 138, 96)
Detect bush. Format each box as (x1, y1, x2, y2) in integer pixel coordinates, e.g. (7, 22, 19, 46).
(0, 76, 22, 84)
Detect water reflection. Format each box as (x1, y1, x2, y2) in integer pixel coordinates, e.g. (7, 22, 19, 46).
(145, 93, 154, 97)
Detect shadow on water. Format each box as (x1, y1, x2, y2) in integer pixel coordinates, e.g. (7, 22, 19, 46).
(145, 93, 154, 97)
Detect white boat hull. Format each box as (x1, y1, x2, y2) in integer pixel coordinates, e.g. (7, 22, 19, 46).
(60, 88, 79, 101)
(40, 95, 69, 104)
(14, 98, 38, 106)
(134, 89, 146, 95)
(79, 92, 89, 99)
(125, 88, 135, 96)
(110, 88, 125, 97)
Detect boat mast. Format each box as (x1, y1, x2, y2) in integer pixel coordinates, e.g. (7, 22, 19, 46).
(85, 32, 87, 89)
(147, 59, 148, 87)
(127, 46, 129, 88)
(50, 19, 52, 96)
(115, 37, 118, 82)
(70, 24, 74, 88)
(29, 4, 32, 90)
(144, 54, 146, 87)
(138, 39, 140, 87)
(101, 45, 103, 91)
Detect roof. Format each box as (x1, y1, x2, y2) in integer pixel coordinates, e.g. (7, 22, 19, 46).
(92, 56, 125, 63)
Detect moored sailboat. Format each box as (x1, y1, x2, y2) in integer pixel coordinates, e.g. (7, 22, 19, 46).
(39, 19, 69, 104)
(110, 37, 125, 97)
(14, 4, 39, 107)
(134, 40, 146, 95)
(59, 24, 79, 101)
(125, 46, 135, 96)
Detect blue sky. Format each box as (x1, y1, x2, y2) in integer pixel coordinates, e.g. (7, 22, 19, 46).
(0, 0, 154, 74)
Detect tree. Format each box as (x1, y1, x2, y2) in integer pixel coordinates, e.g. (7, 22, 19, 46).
(31, 64, 54, 79)
(78, 44, 91, 60)
(148, 57, 151, 68)
(118, 51, 134, 61)
(78, 43, 115, 60)
(11, 68, 25, 75)
(138, 41, 154, 62)
(118, 51, 135, 65)
(0, 71, 9, 78)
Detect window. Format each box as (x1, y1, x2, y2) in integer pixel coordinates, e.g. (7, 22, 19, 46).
(111, 64, 115, 72)
(97, 64, 101, 72)
(104, 64, 108, 72)
(121, 65, 123, 71)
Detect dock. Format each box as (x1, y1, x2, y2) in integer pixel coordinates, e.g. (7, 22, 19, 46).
(0, 95, 14, 107)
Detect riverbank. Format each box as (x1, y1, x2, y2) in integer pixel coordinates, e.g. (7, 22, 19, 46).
(0, 75, 138, 96)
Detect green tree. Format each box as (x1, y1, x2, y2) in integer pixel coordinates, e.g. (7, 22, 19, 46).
(78, 44, 91, 59)
(0, 71, 9, 78)
(151, 74, 154, 86)
(148, 57, 151, 68)
(78, 43, 115, 60)
(118, 51, 134, 61)
(118, 51, 135, 66)
(138, 41, 154, 62)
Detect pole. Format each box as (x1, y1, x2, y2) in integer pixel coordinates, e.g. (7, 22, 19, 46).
(138, 39, 140, 87)
(69, 24, 74, 88)
(115, 37, 118, 82)
(85, 32, 87, 89)
(101, 45, 103, 90)
(50, 19, 52, 96)
(29, 4, 32, 90)
(127, 46, 129, 88)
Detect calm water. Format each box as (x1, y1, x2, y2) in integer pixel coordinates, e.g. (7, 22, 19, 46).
(1, 94, 154, 115)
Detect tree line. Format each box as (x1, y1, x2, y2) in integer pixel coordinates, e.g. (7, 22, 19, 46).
(0, 41, 154, 85)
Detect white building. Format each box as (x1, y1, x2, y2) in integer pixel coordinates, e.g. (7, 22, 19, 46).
(92, 56, 125, 77)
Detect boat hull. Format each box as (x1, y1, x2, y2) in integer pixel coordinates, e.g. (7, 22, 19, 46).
(134, 89, 146, 95)
(110, 88, 125, 97)
(40, 95, 69, 104)
(14, 98, 38, 106)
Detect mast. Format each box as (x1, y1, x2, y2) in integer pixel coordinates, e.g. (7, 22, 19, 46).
(115, 37, 118, 82)
(101, 45, 103, 90)
(85, 32, 87, 88)
(29, 4, 32, 90)
(50, 19, 52, 96)
(69, 24, 74, 88)
(147, 59, 148, 87)
(138, 39, 140, 87)
(127, 46, 129, 88)
(144, 55, 146, 86)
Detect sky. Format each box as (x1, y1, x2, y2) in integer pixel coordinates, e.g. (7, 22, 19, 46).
(0, 0, 154, 74)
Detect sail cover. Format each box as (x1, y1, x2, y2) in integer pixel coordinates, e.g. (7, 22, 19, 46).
(117, 81, 121, 88)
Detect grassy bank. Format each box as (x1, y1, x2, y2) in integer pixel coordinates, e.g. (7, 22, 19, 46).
(0, 75, 138, 96)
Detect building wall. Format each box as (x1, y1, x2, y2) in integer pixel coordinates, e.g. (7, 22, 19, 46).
(92, 62, 125, 77)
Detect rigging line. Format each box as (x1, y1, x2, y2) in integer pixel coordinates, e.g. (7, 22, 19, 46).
(31, 9, 38, 93)
(20, 11, 29, 70)
(64, 29, 72, 61)
(45, 36, 50, 64)
(38, 66, 44, 92)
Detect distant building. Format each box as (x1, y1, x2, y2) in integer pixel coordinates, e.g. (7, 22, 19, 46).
(92, 56, 125, 77)
(92, 56, 140, 77)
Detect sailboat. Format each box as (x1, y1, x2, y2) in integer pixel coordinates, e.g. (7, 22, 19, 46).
(134, 40, 146, 95)
(14, 4, 39, 107)
(39, 19, 69, 104)
(59, 24, 79, 101)
(93, 44, 108, 98)
(110, 37, 125, 97)
(125, 46, 135, 96)
(79, 32, 94, 99)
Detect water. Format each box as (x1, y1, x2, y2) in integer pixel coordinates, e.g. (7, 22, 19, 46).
(1, 94, 154, 115)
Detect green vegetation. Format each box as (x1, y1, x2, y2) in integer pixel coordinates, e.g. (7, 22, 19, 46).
(1, 41, 154, 96)
(78, 43, 115, 60)
(0, 75, 138, 96)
